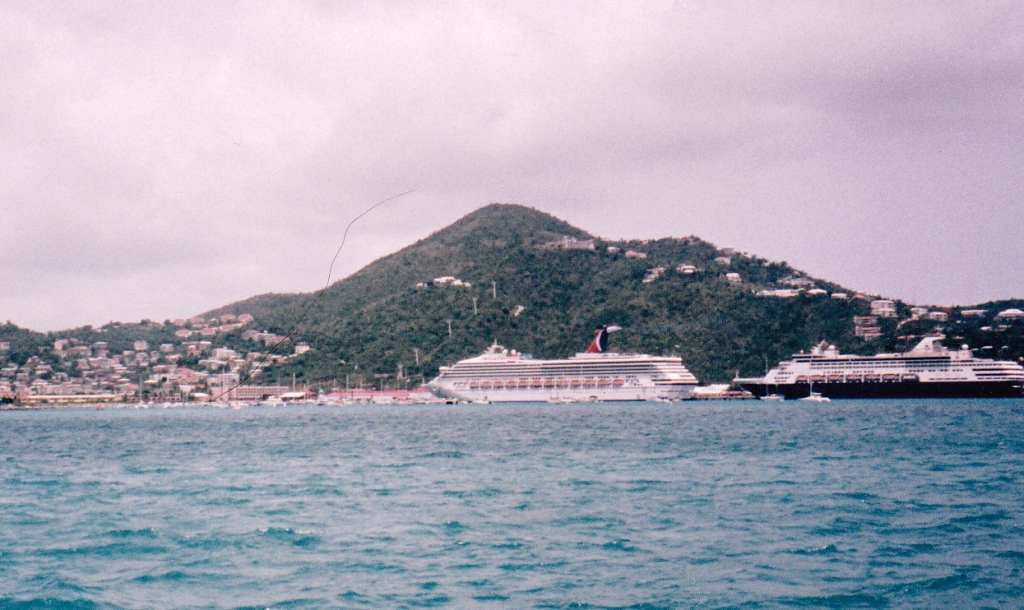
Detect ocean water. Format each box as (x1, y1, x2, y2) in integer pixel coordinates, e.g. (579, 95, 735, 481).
(1, 400, 1022, 609)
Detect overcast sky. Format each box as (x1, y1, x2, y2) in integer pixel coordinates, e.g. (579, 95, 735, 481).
(2, 2, 1022, 331)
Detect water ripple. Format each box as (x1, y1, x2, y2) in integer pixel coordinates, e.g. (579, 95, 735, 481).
(0, 400, 1021, 608)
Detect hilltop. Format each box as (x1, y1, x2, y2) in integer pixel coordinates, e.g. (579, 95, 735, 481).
(3, 203, 1024, 401)
(187, 204, 1024, 384)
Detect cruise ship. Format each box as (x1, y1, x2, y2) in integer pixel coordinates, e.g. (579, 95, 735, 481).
(735, 335, 1024, 399)
(426, 327, 699, 402)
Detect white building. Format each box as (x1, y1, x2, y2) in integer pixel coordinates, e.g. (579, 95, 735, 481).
(781, 275, 817, 288)
(561, 237, 596, 250)
(910, 307, 929, 318)
(643, 267, 666, 283)
(996, 308, 1024, 320)
(870, 300, 898, 318)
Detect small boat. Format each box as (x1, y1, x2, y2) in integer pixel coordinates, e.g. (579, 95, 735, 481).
(800, 392, 830, 403)
(799, 380, 830, 403)
(760, 394, 785, 402)
(546, 397, 575, 404)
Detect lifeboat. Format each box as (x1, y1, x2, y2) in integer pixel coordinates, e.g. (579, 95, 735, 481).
(531, 379, 544, 388)
(796, 375, 809, 383)
(480, 381, 492, 390)
(902, 374, 919, 382)
(612, 378, 625, 387)
(810, 375, 825, 383)
(597, 378, 611, 387)
(570, 379, 582, 388)
(543, 378, 555, 388)
(469, 382, 479, 389)
(556, 379, 569, 388)
(882, 373, 900, 381)
(827, 374, 844, 382)
(864, 374, 880, 382)
(491, 381, 504, 389)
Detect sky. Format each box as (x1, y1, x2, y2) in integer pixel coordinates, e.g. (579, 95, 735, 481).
(2, 1, 1022, 332)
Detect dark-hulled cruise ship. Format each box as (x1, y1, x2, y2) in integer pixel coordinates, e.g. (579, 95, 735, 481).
(735, 335, 1024, 400)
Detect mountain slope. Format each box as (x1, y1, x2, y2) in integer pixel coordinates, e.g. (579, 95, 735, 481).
(7, 204, 1023, 393)
(236, 204, 880, 384)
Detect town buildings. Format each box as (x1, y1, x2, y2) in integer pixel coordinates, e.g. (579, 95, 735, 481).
(0, 313, 316, 405)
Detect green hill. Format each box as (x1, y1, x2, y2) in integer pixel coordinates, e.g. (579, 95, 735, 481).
(199, 204, 1024, 386)
(5, 204, 1024, 393)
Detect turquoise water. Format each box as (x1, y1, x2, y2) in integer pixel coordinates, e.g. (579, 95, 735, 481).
(1, 400, 1022, 609)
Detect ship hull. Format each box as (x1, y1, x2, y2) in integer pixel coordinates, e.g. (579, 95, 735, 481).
(427, 383, 695, 403)
(739, 380, 1024, 400)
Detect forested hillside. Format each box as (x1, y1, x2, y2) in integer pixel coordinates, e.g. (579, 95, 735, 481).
(191, 205, 1024, 385)
(5, 204, 1024, 391)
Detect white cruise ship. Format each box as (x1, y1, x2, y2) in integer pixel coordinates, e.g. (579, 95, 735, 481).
(426, 327, 699, 403)
(735, 335, 1024, 400)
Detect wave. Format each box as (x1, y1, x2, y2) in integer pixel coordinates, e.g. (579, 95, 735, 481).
(0, 599, 109, 610)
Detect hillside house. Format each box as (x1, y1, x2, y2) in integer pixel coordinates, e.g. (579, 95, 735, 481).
(871, 300, 898, 318)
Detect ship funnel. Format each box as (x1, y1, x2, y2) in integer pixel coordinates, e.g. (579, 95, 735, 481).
(585, 325, 620, 353)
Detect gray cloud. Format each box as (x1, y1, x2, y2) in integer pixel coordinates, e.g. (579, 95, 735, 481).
(2, 1, 1022, 330)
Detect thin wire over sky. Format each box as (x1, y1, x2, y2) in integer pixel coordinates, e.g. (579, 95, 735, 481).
(2, 2, 1022, 330)
(213, 190, 416, 400)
